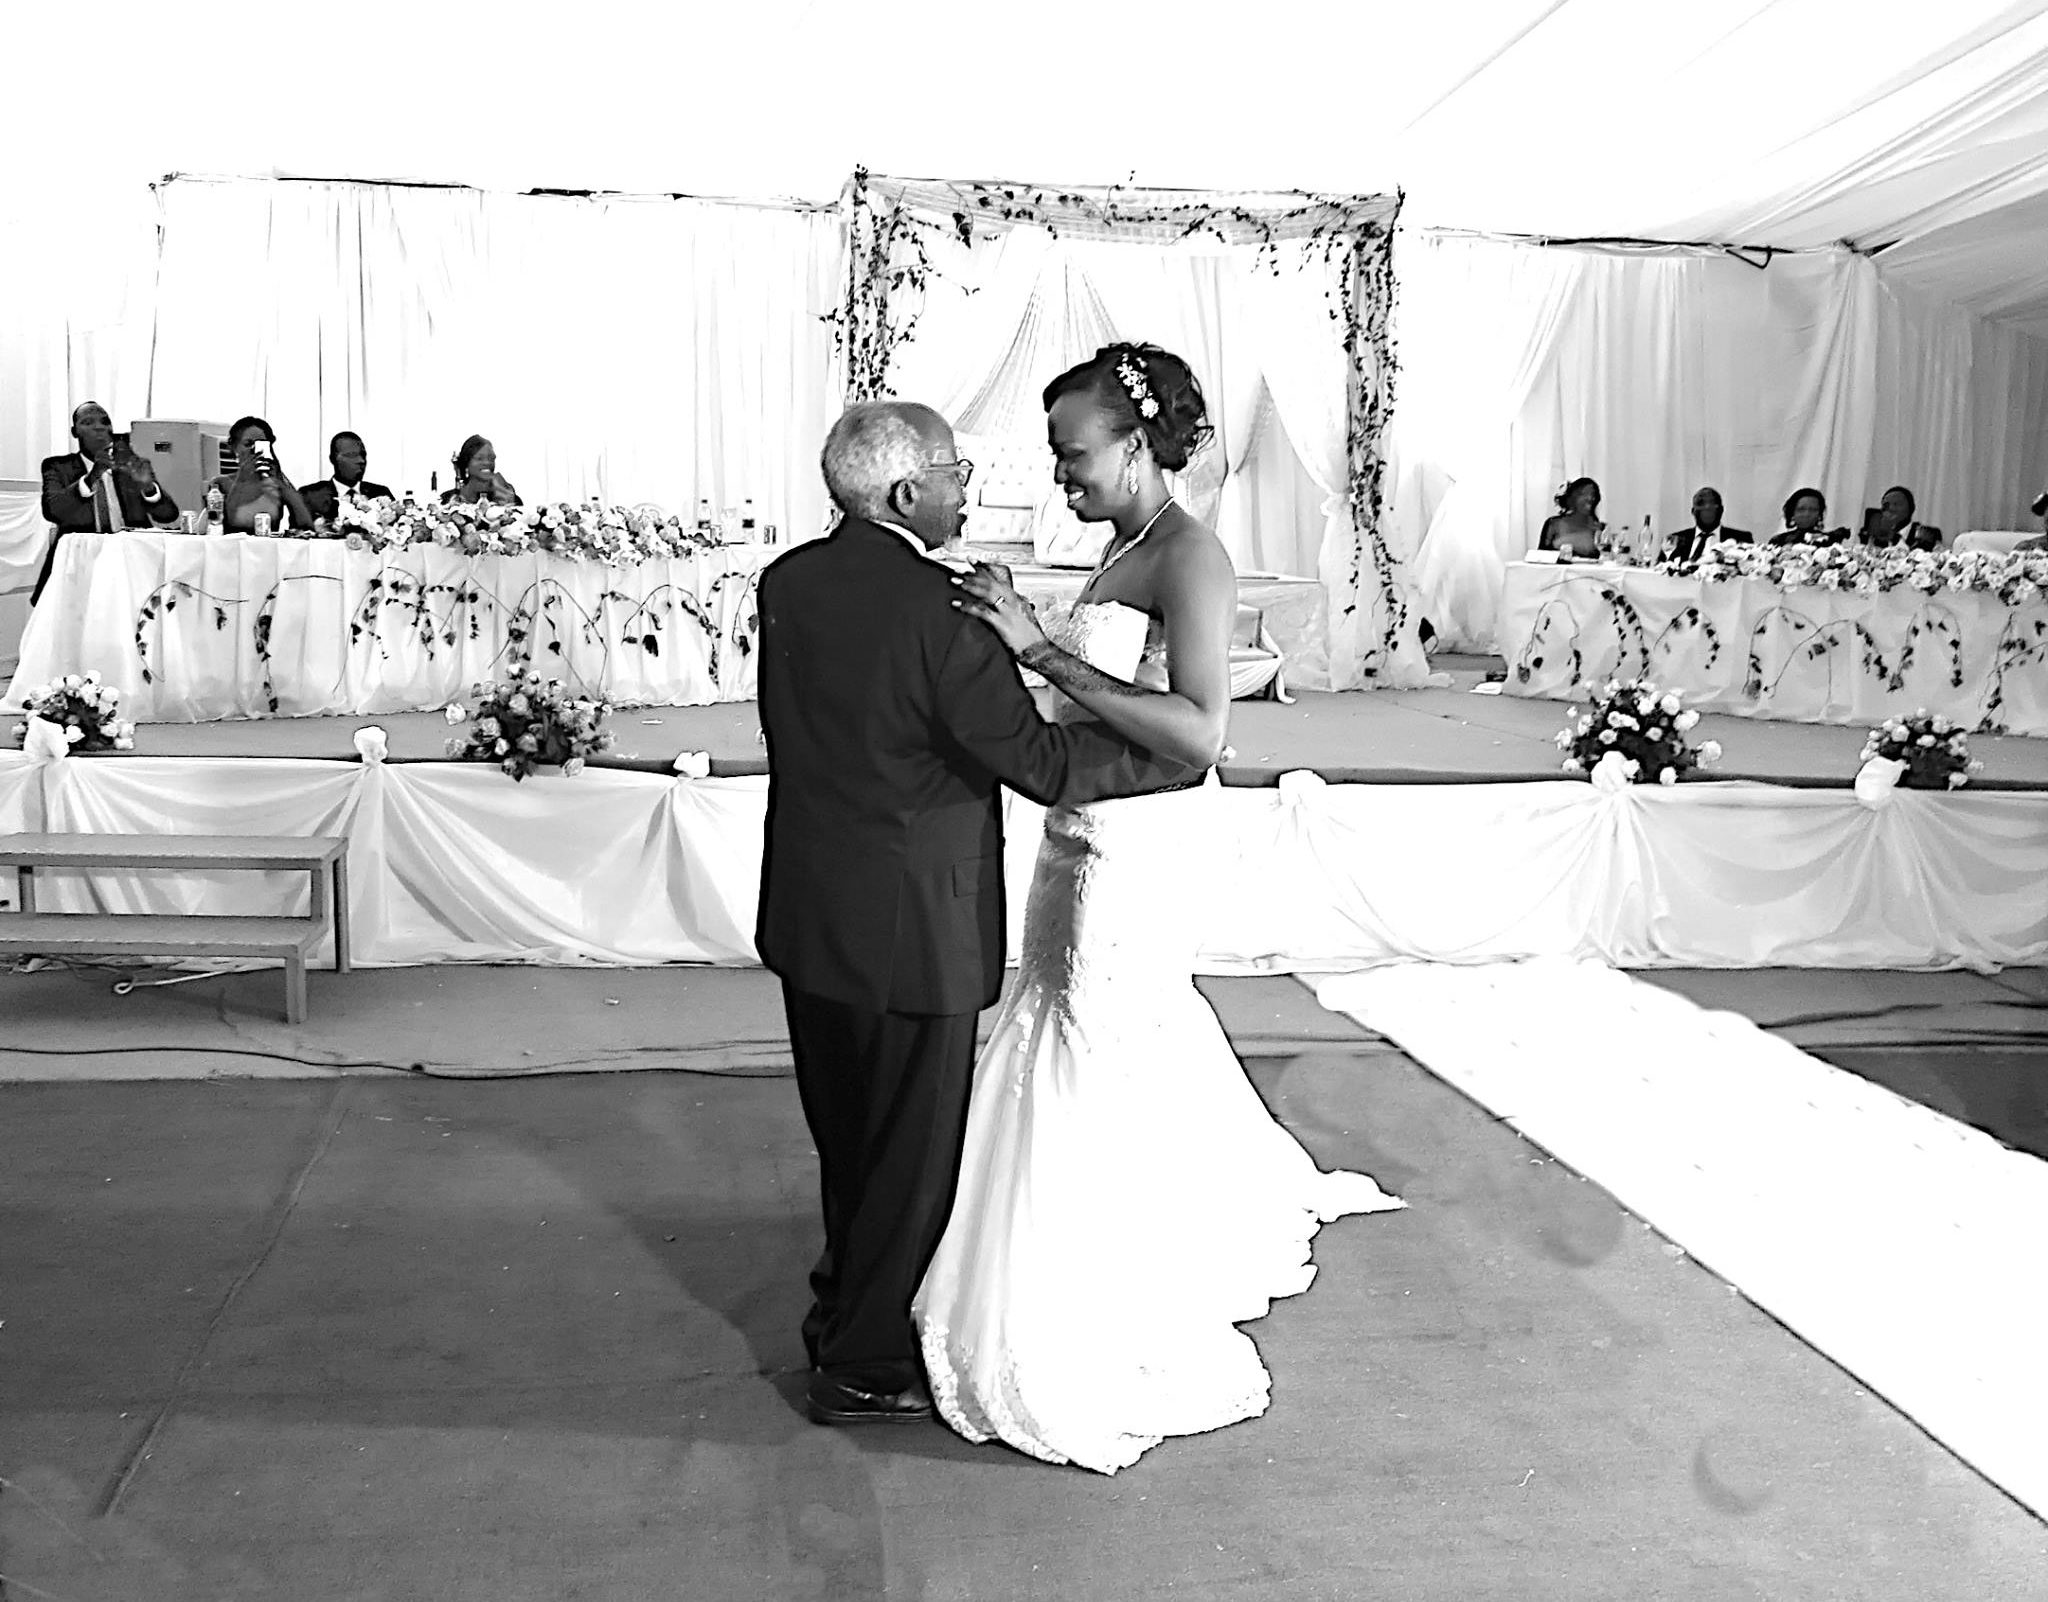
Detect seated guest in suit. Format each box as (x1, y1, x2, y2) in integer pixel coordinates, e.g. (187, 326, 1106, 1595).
(1663, 486, 1753, 564)
(1769, 487, 1852, 547)
(299, 431, 395, 529)
(1863, 485, 1942, 551)
(440, 435, 523, 507)
(1537, 477, 1603, 559)
(2017, 492, 2047, 552)
(34, 401, 180, 605)
(207, 416, 315, 534)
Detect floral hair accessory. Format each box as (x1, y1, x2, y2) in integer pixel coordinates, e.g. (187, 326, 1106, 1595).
(1115, 352, 1160, 420)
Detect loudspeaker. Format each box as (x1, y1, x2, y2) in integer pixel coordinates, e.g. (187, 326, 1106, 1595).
(127, 419, 230, 517)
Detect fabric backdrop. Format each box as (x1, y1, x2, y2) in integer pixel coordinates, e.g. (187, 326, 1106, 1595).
(873, 192, 1425, 691)
(1392, 233, 2048, 651)
(137, 179, 845, 542)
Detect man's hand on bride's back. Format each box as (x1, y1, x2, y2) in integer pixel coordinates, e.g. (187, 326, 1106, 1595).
(951, 562, 1046, 657)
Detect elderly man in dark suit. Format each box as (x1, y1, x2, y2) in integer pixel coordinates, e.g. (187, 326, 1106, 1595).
(297, 431, 396, 529)
(755, 400, 1192, 1427)
(35, 402, 179, 603)
(1663, 486, 1752, 565)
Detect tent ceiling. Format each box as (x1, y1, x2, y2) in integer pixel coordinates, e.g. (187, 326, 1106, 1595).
(12, 0, 2047, 334)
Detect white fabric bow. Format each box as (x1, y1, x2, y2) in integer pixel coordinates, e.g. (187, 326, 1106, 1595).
(1854, 755, 1906, 809)
(673, 750, 712, 779)
(21, 717, 70, 762)
(1591, 750, 1639, 792)
(353, 725, 389, 765)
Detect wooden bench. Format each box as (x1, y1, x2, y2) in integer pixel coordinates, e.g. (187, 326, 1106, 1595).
(0, 834, 350, 1024)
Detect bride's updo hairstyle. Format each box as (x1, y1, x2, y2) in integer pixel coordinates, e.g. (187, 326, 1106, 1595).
(1042, 342, 1214, 471)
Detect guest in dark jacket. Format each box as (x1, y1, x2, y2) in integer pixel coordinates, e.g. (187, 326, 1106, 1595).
(1663, 486, 1753, 564)
(1862, 485, 1942, 551)
(1769, 487, 1852, 548)
(34, 401, 179, 604)
(299, 431, 396, 528)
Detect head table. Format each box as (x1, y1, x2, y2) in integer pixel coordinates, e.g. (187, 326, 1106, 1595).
(7, 532, 775, 720)
(3, 532, 1331, 721)
(1496, 559, 2048, 736)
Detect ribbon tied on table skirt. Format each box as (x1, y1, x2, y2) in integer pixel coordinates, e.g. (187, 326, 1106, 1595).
(21, 716, 72, 762)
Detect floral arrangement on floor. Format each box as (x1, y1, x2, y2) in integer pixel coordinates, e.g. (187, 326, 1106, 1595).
(10, 672, 136, 754)
(1685, 541, 2047, 606)
(1857, 711, 1983, 794)
(326, 493, 731, 565)
(1555, 678, 1722, 787)
(443, 671, 613, 781)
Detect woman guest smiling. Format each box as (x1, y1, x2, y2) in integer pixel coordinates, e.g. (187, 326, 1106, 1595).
(441, 435, 523, 507)
(1538, 478, 1604, 559)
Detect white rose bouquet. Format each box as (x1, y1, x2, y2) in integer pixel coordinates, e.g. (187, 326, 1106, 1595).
(1859, 710, 1982, 791)
(444, 669, 614, 781)
(11, 671, 136, 753)
(1554, 678, 1721, 787)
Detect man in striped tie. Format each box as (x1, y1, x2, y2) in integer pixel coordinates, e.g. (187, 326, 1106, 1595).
(34, 401, 180, 605)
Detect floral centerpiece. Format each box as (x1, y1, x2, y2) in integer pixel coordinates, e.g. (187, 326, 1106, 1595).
(1858, 711, 1983, 792)
(11, 672, 135, 753)
(326, 493, 727, 565)
(1686, 541, 2048, 605)
(1555, 678, 1721, 787)
(444, 670, 613, 781)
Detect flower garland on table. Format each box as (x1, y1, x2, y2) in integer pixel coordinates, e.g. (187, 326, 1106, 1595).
(327, 493, 729, 565)
(1555, 678, 1721, 787)
(11, 672, 135, 753)
(827, 169, 1411, 675)
(1858, 711, 1983, 793)
(444, 671, 614, 781)
(1686, 542, 2048, 605)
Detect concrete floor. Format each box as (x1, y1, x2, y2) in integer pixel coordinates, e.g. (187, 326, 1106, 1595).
(2, 971, 2045, 1600)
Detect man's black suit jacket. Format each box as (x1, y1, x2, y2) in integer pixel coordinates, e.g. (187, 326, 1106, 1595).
(1663, 527, 1753, 563)
(755, 518, 1191, 1017)
(39, 453, 180, 534)
(299, 478, 396, 526)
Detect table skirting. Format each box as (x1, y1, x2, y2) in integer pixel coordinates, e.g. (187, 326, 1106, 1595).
(1496, 562, 2048, 736)
(3, 534, 1334, 720)
(6, 532, 776, 720)
(1, 753, 2041, 972)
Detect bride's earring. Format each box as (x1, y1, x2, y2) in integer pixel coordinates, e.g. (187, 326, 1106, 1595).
(1122, 450, 1140, 497)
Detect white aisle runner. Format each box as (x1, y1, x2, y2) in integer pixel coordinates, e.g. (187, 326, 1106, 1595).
(1311, 959, 2048, 1518)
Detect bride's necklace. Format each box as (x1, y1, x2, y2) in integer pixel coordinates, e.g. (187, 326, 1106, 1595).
(1090, 496, 1175, 585)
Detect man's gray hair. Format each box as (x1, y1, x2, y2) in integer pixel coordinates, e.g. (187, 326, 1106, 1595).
(821, 402, 942, 522)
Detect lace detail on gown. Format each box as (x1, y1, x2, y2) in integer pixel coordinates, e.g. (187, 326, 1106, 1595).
(915, 601, 1404, 1474)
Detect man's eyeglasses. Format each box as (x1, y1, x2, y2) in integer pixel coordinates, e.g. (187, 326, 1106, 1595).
(912, 458, 974, 488)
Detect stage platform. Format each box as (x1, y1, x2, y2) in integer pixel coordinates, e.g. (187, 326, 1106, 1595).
(5, 665, 2045, 973)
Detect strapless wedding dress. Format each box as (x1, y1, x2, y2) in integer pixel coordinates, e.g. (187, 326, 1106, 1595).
(914, 601, 1403, 1474)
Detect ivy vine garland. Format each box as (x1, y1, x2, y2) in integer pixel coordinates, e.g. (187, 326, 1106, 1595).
(826, 169, 1411, 677)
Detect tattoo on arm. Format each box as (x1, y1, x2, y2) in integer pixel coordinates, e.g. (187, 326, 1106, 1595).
(1017, 641, 1150, 700)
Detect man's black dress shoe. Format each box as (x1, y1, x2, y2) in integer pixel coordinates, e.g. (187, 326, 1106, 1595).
(806, 1375, 935, 1426)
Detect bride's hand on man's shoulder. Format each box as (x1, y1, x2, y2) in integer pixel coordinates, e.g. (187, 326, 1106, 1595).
(950, 562, 1045, 655)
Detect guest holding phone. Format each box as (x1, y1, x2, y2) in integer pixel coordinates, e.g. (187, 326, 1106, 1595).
(207, 417, 314, 534)
(440, 435, 523, 507)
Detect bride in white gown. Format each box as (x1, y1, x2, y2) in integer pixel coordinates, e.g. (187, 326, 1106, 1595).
(923, 343, 1403, 1474)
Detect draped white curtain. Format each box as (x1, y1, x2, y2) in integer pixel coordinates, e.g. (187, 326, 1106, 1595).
(1392, 231, 2048, 651)
(884, 223, 1415, 688)
(141, 179, 845, 541)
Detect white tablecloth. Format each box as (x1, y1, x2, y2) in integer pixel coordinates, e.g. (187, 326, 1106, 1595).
(4, 532, 776, 720)
(1497, 562, 2048, 735)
